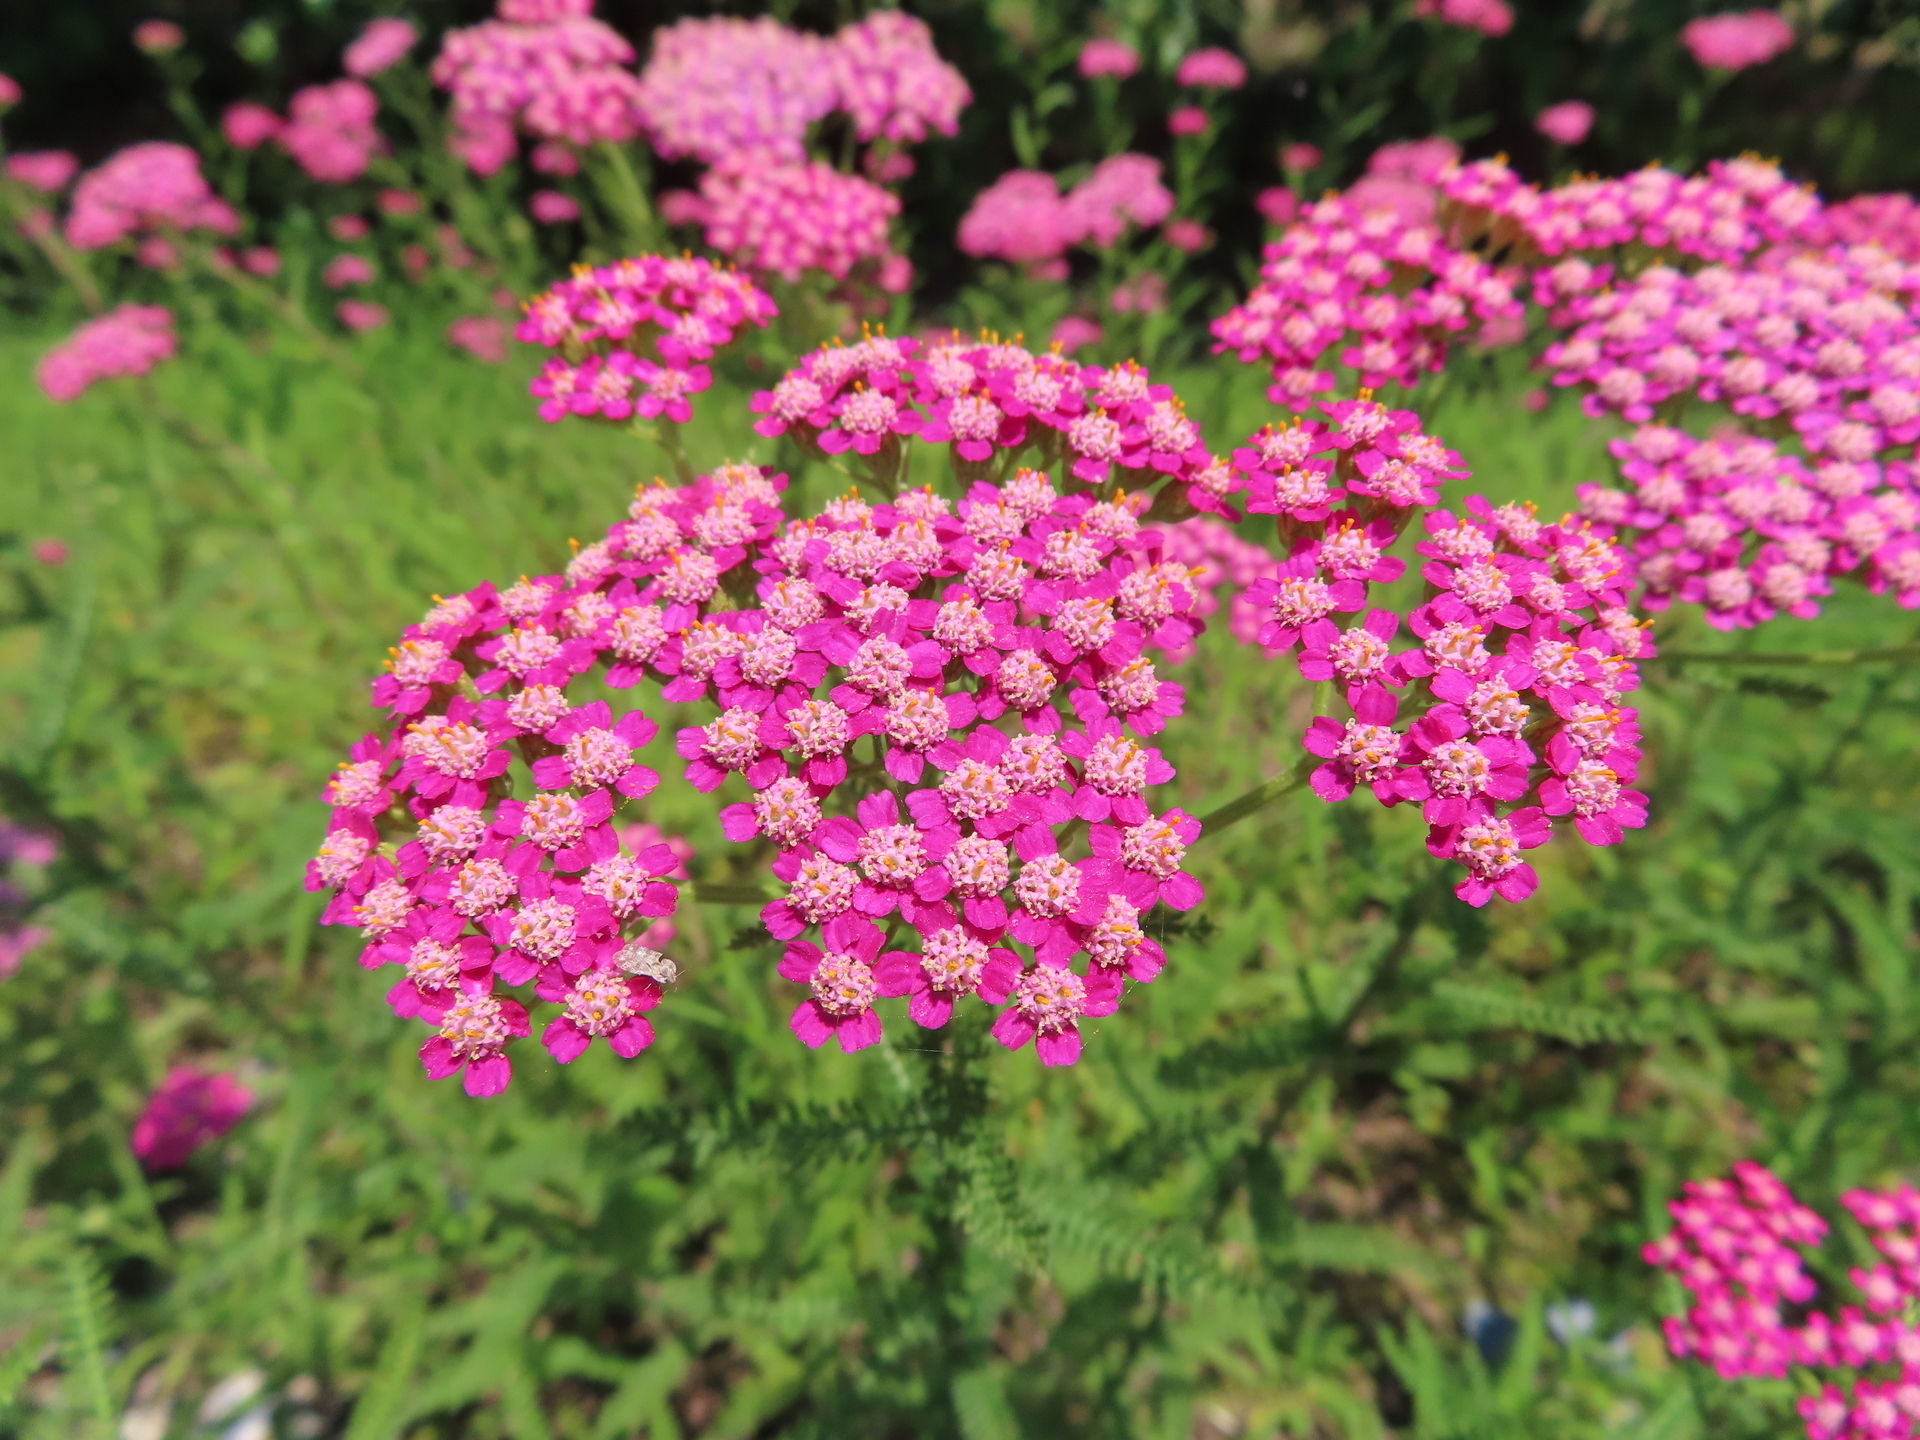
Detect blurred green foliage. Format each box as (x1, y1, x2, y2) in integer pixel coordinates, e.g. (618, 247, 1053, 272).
(0, 294, 1917, 1437)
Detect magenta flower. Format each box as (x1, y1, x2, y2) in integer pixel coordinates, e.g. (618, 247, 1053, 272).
(1059, 718, 1176, 824)
(539, 963, 661, 1062)
(132, 1066, 254, 1170)
(531, 701, 659, 796)
(874, 922, 1021, 1029)
(420, 983, 531, 1097)
(1090, 808, 1203, 911)
(780, 913, 902, 1052)
(991, 963, 1123, 1066)
(1427, 806, 1551, 906)
(1395, 709, 1534, 825)
(481, 869, 617, 983)
(1296, 608, 1405, 696)
(1303, 684, 1405, 804)
(374, 904, 495, 1021)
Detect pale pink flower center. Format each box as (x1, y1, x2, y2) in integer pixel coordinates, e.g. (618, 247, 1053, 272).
(1015, 855, 1080, 917)
(703, 708, 765, 770)
(1013, 966, 1086, 1033)
(996, 649, 1057, 710)
(452, 858, 516, 917)
(511, 897, 576, 959)
(440, 993, 509, 1060)
(418, 805, 487, 862)
(522, 792, 587, 850)
(755, 778, 822, 847)
(354, 877, 413, 936)
(565, 967, 634, 1035)
(921, 929, 988, 992)
(789, 855, 857, 921)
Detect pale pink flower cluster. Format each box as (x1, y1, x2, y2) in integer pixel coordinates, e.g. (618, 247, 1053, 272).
(519, 253, 775, 425)
(1440, 153, 1821, 263)
(1535, 100, 1595, 145)
(432, 0, 645, 174)
(957, 155, 1175, 267)
(0, 820, 56, 981)
(343, 18, 418, 78)
(1541, 243, 1920, 451)
(1811, 194, 1920, 262)
(1413, 0, 1514, 36)
(1078, 39, 1140, 80)
(696, 151, 901, 283)
(632, 16, 834, 163)
(1645, 1164, 1920, 1439)
(5, 151, 79, 193)
(1211, 185, 1523, 402)
(749, 331, 1230, 515)
(1577, 427, 1920, 626)
(1174, 48, 1247, 90)
(36, 305, 178, 402)
(131, 1066, 253, 1170)
(1682, 10, 1795, 71)
(830, 11, 972, 144)
(277, 80, 384, 184)
(635, 13, 968, 163)
(63, 141, 239, 250)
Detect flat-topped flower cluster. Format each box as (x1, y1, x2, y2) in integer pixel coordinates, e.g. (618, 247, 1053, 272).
(1646, 1163, 1920, 1440)
(310, 327, 1259, 1093)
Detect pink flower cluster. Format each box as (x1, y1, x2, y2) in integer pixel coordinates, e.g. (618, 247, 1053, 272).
(277, 79, 383, 183)
(957, 155, 1176, 267)
(0, 820, 56, 981)
(516, 254, 777, 425)
(1645, 1164, 1920, 1439)
(1682, 9, 1795, 72)
(63, 141, 239, 250)
(432, 0, 645, 174)
(632, 17, 834, 164)
(830, 11, 972, 145)
(1211, 186, 1523, 402)
(1413, 0, 1515, 36)
(36, 305, 178, 402)
(1806, 194, 1920, 262)
(1218, 397, 1649, 903)
(314, 307, 1242, 1087)
(696, 151, 902, 283)
(1440, 153, 1822, 264)
(343, 18, 418, 78)
(131, 1065, 254, 1170)
(1577, 427, 1920, 625)
(1541, 242, 1920, 448)
(307, 465, 774, 1093)
(5, 150, 79, 194)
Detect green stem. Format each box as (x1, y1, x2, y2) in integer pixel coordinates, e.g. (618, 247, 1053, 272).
(691, 881, 774, 906)
(591, 142, 658, 254)
(1657, 644, 1920, 667)
(1198, 759, 1313, 837)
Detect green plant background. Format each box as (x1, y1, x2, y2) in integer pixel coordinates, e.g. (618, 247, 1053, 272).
(0, 297, 1916, 1439)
